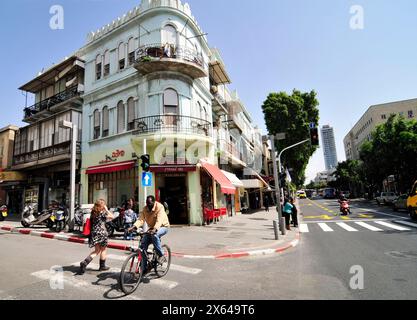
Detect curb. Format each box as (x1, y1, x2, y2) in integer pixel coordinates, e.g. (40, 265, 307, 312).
(0, 225, 300, 260)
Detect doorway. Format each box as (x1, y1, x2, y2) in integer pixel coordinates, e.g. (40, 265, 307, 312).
(159, 175, 188, 225)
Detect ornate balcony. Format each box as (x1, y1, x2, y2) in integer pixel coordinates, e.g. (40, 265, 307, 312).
(132, 115, 211, 137)
(23, 85, 82, 123)
(134, 43, 207, 79)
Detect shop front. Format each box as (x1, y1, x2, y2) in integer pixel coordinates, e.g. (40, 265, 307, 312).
(0, 171, 27, 216)
(221, 170, 244, 216)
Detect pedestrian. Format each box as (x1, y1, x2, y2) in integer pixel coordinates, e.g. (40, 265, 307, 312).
(289, 197, 298, 227)
(264, 195, 270, 212)
(79, 199, 114, 274)
(123, 204, 137, 240)
(282, 198, 293, 231)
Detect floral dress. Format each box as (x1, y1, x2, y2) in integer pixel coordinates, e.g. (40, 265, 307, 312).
(89, 212, 108, 248)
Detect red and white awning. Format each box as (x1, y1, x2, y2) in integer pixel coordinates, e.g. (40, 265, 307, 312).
(86, 160, 135, 175)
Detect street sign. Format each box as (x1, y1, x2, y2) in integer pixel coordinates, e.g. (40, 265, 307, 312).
(142, 172, 152, 187)
(275, 133, 286, 140)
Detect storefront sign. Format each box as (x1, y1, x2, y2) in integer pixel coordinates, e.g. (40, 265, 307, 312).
(150, 165, 196, 173)
(0, 171, 27, 182)
(99, 149, 126, 164)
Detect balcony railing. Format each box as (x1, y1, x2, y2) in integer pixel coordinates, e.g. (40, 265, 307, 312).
(23, 85, 80, 119)
(135, 43, 207, 79)
(13, 141, 81, 166)
(132, 115, 211, 137)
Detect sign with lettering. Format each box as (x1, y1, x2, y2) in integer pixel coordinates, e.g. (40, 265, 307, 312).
(150, 165, 197, 173)
(99, 149, 126, 164)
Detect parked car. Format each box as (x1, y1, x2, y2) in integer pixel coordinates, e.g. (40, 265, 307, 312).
(407, 180, 417, 220)
(297, 190, 307, 199)
(340, 191, 351, 199)
(393, 194, 408, 211)
(376, 192, 397, 205)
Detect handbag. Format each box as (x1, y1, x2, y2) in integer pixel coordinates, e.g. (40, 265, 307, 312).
(83, 218, 91, 236)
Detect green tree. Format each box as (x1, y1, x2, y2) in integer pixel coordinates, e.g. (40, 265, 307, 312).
(262, 90, 320, 187)
(332, 160, 362, 196)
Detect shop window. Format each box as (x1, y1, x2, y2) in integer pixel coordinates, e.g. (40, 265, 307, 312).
(102, 107, 109, 137)
(117, 101, 125, 133)
(127, 98, 135, 131)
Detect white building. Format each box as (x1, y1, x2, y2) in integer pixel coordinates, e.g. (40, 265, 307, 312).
(321, 125, 338, 170)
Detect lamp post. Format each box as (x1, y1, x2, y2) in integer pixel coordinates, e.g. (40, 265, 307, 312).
(59, 120, 77, 231)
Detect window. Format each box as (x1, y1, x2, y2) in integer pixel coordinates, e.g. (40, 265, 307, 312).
(102, 107, 109, 137)
(162, 24, 177, 45)
(381, 114, 386, 120)
(95, 55, 102, 80)
(117, 101, 125, 133)
(93, 110, 100, 139)
(103, 51, 110, 77)
(55, 112, 71, 144)
(408, 110, 414, 118)
(127, 98, 135, 131)
(40, 119, 54, 149)
(128, 38, 136, 65)
(164, 89, 179, 114)
(27, 125, 39, 152)
(118, 43, 125, 71)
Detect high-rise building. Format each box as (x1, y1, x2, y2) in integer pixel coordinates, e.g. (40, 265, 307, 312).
(321, 125, 338, 170)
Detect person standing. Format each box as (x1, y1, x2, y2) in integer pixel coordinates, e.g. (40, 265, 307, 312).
(264, 195, 270, 212)
(289, 197, 298, 227)
(79, 199, 114, 274)
(282, 198, 293, 231)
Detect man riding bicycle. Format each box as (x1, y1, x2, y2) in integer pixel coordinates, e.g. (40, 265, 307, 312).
(129, 196, 170, 272)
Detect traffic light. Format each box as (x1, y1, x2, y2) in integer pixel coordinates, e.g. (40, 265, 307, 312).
(140, 154, 150, 172)
(310, 127, 319, 146)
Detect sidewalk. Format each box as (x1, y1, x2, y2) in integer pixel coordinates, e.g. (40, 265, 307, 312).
(0, 207, 300, 259)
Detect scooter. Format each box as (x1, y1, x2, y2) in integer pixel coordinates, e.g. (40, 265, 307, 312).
(106, 206, 125, 237)
(338, 199, 351, 215)
(74, 204, 93, 232)
(21, 204, 53, 228)
(49, 205, 68, 232)
(0, 205, 8, 222)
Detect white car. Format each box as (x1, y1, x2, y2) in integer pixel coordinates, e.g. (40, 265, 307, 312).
(376, 192, 397, 205)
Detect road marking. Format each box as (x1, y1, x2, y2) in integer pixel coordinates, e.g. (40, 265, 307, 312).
(336, 222, 358, 232)
(358, 214, 374, 219)
(357, 208, 408, 219)
(150, 278, 178, 289)
(318, 223, 334, 232)
(394, 220, 417, 228)
(341, 216, 351, 220)
(169, 264, 202, 275)
(299, 224, 309, 233)
(355, 222, 383, 232)
(374, 221, 411, 231)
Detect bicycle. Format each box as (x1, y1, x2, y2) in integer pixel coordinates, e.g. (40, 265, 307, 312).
(119, 231, 171, 295)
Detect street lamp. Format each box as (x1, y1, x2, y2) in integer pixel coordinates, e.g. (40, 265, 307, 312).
(59, 120, 77, 231)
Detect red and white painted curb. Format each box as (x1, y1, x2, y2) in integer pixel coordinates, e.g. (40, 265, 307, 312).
(1, 225, 300, 260)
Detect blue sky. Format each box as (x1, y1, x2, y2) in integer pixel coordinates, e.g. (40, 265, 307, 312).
(2, 0, 417, 182)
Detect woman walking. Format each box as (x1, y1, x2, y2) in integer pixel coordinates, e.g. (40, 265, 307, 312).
(264, 195, 270, 212)
(79, 199, 114, 274)
(282, 198, 293, 231)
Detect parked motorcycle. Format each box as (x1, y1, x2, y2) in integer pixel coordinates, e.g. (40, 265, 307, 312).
(106, 207, 126, 237)
(21, 204, 53, 228)
(0, 205, 8, 222)
(49, 204, 68, 232)
(74, 204, 93, 232)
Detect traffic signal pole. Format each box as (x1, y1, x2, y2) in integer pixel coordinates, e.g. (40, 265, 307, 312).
(143, 139, 147, 207)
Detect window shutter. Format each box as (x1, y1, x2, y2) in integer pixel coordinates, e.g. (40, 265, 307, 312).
(117, 101, 125, 133)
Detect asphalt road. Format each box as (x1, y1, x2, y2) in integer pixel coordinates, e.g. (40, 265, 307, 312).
(1, 198, 416, 300)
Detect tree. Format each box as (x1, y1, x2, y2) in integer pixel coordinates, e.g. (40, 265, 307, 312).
(359, 115, 417, 194)
(332, 160, 362, 196)
(262, 90, 320, 187)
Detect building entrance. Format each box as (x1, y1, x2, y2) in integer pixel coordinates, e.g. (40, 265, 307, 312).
(157, 174, 188, 225)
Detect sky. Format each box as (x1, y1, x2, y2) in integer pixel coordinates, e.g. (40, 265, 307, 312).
(2, 0, 417, 183)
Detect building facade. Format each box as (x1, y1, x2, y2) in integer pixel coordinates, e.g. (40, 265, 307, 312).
(321, 125, 338, 170)
(344, 98, 417, 160)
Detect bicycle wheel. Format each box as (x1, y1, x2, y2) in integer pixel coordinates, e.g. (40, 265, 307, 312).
(119, 251, 143, 295)
(154, 245, 171, 278)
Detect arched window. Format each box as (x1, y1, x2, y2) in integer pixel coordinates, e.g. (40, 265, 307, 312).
(117, 101, 125, 133)
(164, 89, 178, 114)
(102, 106, 109, 137)
(118, 43, 125, 70)
(103, 51, 110, 76)
(162, 24, 177, 46)
(127, 98, 135, 130)
(128, 38, 136, 65)
(93, 109, 100, 139)
(95, 55, 102, 80)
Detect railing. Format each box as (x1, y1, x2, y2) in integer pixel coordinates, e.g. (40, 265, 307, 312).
(23, 85, 80, 119)
(135, 43, 206, 69)
(13, 141, 81, 166)
(133, 115, 211, 137)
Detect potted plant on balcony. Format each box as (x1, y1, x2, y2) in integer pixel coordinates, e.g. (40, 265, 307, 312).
(140, 55, 153, 62)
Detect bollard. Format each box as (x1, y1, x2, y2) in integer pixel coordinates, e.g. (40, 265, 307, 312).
(273, 220, 279, 240)
(280, 217, 286, 235)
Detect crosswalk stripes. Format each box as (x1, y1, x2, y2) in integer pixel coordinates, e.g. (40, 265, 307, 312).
(300, 220, 416, 234)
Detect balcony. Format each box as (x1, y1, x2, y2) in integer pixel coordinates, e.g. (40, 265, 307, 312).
(23, 85, 82, 123)
(12, 141, 81, 170)
(132, 115, 211, 137)
(134, 43, 207, 79)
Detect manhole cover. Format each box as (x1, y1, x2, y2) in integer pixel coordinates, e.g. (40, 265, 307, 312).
(385, 251, 417, 259)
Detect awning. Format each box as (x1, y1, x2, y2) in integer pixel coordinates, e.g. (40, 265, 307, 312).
(209, 61, 231, 85)
(0, 171, 27, 182)
(200, 161, 236, 195)
(86, 160, 135, 175)
(221, 170, 244, 188)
